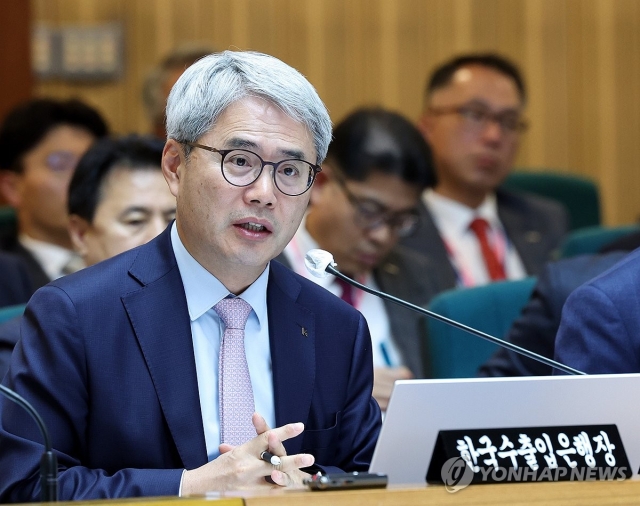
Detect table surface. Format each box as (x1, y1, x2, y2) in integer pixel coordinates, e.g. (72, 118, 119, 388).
(57, 479, 640, 506)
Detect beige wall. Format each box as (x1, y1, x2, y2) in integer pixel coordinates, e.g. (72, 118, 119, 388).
(32, 0, 640, 225)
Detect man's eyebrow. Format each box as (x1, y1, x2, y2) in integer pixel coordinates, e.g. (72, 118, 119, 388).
(226, 138, 258, 150)
(225, 137, 309, 161)
(465, 99, 521, 113)
(118, 206, 151, 218)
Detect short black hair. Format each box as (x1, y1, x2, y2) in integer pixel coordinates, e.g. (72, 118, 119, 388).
(426, 53, 526, 104)
(68, 135, 165, 223)
(0, 98, 109, 172)
(327, 108, 435, 189)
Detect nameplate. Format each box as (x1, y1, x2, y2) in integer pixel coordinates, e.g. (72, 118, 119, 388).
(426, 424, 632, 487)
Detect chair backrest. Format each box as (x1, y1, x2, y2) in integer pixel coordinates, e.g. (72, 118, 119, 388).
(502, 170, 600, 230)
(0, 303, 26, 325)
(559, 224, 640, 258)
(425, 277, 537, 379)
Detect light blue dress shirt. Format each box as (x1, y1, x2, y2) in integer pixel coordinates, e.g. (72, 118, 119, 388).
(170, 223, 275, 460)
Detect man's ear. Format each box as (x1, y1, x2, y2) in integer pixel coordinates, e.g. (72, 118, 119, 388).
(162, 140, 184, 198)
(0, 170, 23, 207)
(309, 163, 332, 205)
(417, 109, 435, 145)
(68, 214, 91, 258)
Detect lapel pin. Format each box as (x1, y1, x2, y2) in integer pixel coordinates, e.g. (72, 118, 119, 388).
(301, 327, 308, 337)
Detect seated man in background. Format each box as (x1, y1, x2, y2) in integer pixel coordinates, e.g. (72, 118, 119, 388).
(402, 53, 567, 294)
(0, 50, 380, 500)
(0, 98, 108, 291)
(0, 134, 176, 378)
(278, 107, 438, 409)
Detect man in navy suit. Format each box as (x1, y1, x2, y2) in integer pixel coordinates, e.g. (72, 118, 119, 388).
(0, 51, 380, 501)
(554, 247, 640, 374)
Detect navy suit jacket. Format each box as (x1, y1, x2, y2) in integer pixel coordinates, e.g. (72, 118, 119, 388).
(554, 246, 640, 374)
(0, 226, 381, 501)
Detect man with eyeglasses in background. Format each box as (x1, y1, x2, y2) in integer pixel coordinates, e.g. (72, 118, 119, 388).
(0, 98, 108, 293)
(0, 51, 380, 501)
(402, 54, 567, 291)
(278, 108, 437, 410)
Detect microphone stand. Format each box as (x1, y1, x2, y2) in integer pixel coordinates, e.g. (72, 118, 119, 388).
(0, 384, 58, 501)
(326, 264, 586, 376)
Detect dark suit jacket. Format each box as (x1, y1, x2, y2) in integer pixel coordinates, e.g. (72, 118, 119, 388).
(478, 252, 628, 377)
(554, 246, 640, 374)
(0, 316, 21, 380)
(0, 226, 381, 501)
(276, 245, 441, 377)
(599, 230, 640, 254)
(0, 231, 50, 293)
(400, 189, 568, 298)
(0, 251, 34, 307)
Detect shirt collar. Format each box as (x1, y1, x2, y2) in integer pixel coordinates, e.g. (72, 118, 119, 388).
(18, 234, 83, 279)
(423, 189, 499, 234)
(170, 222, 269, 323)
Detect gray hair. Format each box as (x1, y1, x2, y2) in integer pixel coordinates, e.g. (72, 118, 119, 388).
(165, 50, 332, 164)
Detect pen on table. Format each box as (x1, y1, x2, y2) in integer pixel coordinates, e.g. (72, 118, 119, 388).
(260, 451, 281, 466)
(380, 342, 392, 367)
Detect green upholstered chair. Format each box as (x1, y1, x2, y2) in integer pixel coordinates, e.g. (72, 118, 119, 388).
(559, 225, 640, 258)
(502, 171, 600, 231)
(425, 277, 537, 379)
(0, 303, 26, 324)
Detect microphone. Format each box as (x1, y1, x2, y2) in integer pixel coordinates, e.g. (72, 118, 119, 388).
(304, 249, 585, 376)
(0, 384, 58, 501)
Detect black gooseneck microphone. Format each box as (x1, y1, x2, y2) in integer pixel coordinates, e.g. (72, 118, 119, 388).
(304, 249, 585, 376)
(0, 384, 58, 501)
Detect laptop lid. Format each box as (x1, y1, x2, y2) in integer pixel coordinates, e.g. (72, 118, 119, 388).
(369, 374, 640, 485)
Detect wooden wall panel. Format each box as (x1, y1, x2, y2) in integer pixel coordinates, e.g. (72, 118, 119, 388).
(28, 0, 640, 225)
(0, 0, 32, 123)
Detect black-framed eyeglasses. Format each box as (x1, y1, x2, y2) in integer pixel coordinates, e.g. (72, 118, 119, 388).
(334, 176, 420, 237)
(429, 105, 529, 135)
(185, 142, 321, 196)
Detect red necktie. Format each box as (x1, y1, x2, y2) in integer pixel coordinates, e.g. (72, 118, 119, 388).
(468, 217, 506, 281)
(335, 278, 355, 306)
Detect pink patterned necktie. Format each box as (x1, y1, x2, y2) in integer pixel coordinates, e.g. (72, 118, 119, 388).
(214, 297, 256, 446)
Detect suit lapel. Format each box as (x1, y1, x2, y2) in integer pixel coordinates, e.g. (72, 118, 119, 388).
(122, 230, 207, 469)
(267, 261, 315, 455)
(405, 201, 458, 290)
(497, 190, 539, 275)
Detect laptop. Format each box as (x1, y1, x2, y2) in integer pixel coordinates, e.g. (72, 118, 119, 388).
(369, 374, 640, 485)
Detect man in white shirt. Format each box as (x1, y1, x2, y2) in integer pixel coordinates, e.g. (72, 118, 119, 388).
(279, 108, 438, 410)
(0, 98, 108, 290)
(402, 53, 567, 292)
